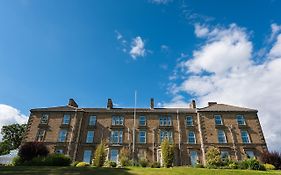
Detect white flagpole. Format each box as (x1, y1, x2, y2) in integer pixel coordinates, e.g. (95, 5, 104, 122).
(132, 91, 137, 163)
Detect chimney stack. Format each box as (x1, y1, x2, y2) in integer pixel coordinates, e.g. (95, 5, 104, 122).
(150, 98, 154, 109)
(68, 98, 78, 108)
(190, 100, 196, 109)
(208, 102, 217, 106)
(107, 98, 113, 109)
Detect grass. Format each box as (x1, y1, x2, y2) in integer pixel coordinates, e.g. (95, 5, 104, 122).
(0, 166, 280, 175)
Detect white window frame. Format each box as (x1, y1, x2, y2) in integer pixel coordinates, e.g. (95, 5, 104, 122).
(218, 130, 227, 143)
(62, 114, 70, 125)
(236, 115, 246, 125)
(214, 115, 223, 125)
(58, 129, 67, 142)
(188, 131, 196, 144)
(40, 114, 49, 124)
(89, 115, 96, 126)
(160, 130, 173, 143)
(36, 130, 45, 142)
(241, 130, 251, 143)
(159, 116, 172, 126)
(186, 116, 193, 126)
(139, 130, 146, 143)
(112, 116, 124, 126)
(86, 131, 94, 143)
(110, 130, 123, 144)
(139, 116, 146, 126)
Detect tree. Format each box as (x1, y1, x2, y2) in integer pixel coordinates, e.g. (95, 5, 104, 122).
(206, 146, 223, 168)
(119, 147, 130, 167)
(0, 141, 11, 155)
(93, 141, 106, 167)
(161, 139, 175, 168)
(18, 142, 49, 161)
(1, 123, 27, 150)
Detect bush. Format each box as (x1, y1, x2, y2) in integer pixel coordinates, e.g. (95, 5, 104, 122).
(161, 139, 175, 168)
(12, 156, 24, 166)
(264, 163, 275, 170)
(71, 161, 80, 167)
(261, 151, 281, 169)
(104, 160, 117, 167)
(18, 142, 49, 161)
(150, 162, 161, 168)
(93, 141, 106, 167)
(238, 158, 265, 171)
(206, 147, 222, 168)
(76, 162, 90, 167)
(119, 147, 130, 167)
(228, 162, 238, 169)
(194, 163, 204, 168)
(139, 158, 148, 167)
(44, 154, 71, 166)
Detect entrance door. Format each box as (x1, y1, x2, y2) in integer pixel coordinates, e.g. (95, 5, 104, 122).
(190, 151, 198, 166)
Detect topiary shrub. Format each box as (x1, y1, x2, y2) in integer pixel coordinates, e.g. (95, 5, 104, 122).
(93, 141, 106, 167)
(44, 154, 71, 166)
(161, 139, 175, 168)
(76, 162, 90, 167)
(206, 147, 222, 168)
(139, 158, 148, 167)
(261, 151, 281, 170)
(18, 142, 49, 162)
(264, 163, 275, 170)
(150, 162, 161, 168)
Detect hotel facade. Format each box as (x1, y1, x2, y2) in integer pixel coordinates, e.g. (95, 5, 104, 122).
(23, 98, 267, 166)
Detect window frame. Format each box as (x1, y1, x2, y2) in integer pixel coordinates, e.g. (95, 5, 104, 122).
(186, 116, 194, 126)
(89, 115, 97, 126)
(40, 114, 49, 124)
(241, 130, 251, 143)
(58, 129, 67, 142)
(218, 130, 227, 143)
(245, 150, 255, 158)
(214, 115, 223, 125)
(110, 130, 123, 144)
(62, 114, 71, 125)
(236, 115, 246, 125)
(160, 130, 173, 143)
(83, 150, 92, 163)
(159, 116, 172, 126)
(139, 116, 146, 126)
(86, 130, 95, 143)
(36, 129, 45, 142)
(112, 116, 124, 126)
(188, 131, 196, 144)
(139, 130, 147, 143)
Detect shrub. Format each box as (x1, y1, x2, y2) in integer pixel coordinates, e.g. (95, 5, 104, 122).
(119, 147, 130, 167)
(206, 147, 222, 168)
(27, 156, 45, 166)
(261, 151, 281, 169)
(71, 161, 80, 167)
(264, 163, 275, 170)
(228, 162, 238, 169)
(76, 162, 90, 167)
(44, 154, 71, 166)
(93, 141, 106, 167)
(12, 156, 24, 166)
(150, 162, 161, 168)
(139, 158, 148, 167)
(104, 160, 117, 167)
(238, 158, 265, 171)
(194, 163, 204, 168)
(18, 142, 49, 161)
(161, 139, 175, 168)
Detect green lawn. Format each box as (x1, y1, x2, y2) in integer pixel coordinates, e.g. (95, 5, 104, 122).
(0, 166, 280, 175)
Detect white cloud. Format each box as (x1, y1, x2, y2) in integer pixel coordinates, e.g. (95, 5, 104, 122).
(167, 23, 281, 152)
(269, 23, 281, 42)
(149, 0, 173, 5)
(0, 104, 28, 141)
(130, 36, 146, 59)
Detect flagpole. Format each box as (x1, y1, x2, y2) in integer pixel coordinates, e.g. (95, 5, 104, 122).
(132, 91, 137, 164)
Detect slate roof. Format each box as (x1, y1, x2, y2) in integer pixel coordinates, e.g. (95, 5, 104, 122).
(30, 105, 82, 112)
(198, 104, 257, 112)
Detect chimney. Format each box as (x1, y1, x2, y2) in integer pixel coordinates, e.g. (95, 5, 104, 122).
(150, 98, 154, 109)
(107, 98, 113, 109)
(68, 98, 78, 108)
(208, 102, 217, 106)
(190, 100, 196, 109)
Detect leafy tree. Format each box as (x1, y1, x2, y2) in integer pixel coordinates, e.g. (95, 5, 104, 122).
(261, 151, 281, 169)
(1, 123, 27, 150)
(18, 142, 49, 161)
(161, 139, 175, 168)
(0, 141, 11, 155)
(206, 146, 223, 168)
(93, 141, 106, 167)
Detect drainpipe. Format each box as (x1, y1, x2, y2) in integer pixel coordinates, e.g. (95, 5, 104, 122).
(176, 110, 182, 165)
(227, 125, 238, 161)
(73, 110, 84, 161)
(197, 112, 206, 165)
(67, 108, 78, 156)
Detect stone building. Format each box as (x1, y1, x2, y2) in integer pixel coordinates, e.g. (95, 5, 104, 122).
(23, 98, 267, 165)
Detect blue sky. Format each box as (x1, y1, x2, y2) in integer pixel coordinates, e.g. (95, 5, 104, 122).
(1, 0, 281, 150)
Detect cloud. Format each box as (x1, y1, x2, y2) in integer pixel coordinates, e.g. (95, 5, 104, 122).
(149, 0, 173, 5)
(0, 104, 28, 141)
(167, 23, 281, 152)
(130, 36, 146, 59)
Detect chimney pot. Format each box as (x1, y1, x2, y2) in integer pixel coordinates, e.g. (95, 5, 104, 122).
(68, 98, 78, 108)
(107, 98, 113, 109)
(190, 100, 196, 109)
(150, 98, 154, 109)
